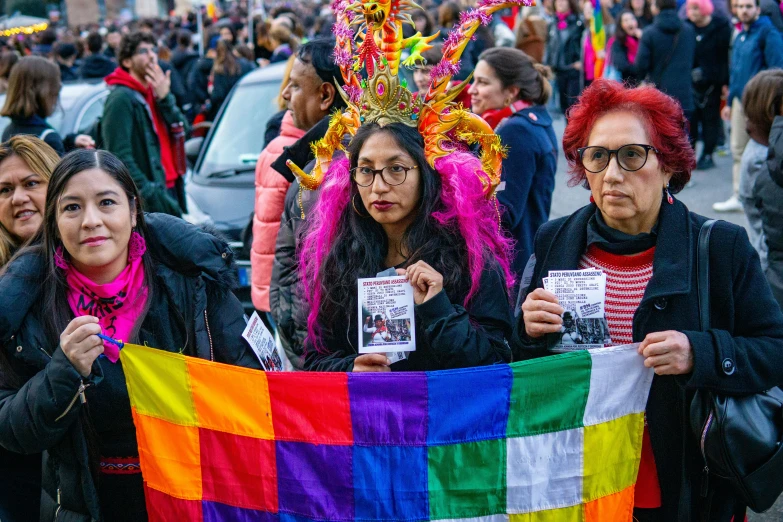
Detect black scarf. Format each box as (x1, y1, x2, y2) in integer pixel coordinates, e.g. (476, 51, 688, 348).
(586, 207, 659, 255)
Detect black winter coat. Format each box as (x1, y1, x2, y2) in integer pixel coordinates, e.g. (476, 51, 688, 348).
(0, 213, 261, 522)
(304, 260, 513, 372)
(511, 199, 783, 521)
(1, 115, 74, 156)
(688, 15, 731, 90)
(635, 8, 696, 111)
(207, 58, 255, 120)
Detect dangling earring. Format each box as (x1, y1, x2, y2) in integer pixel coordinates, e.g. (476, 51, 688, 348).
(590, 194, 595, 203)
(128, 230, 147, 261)
(352, 193, 369, 217)
(54, 244, 68, 270)
(665, 183, 674, 205)
(504, 97, 512, 107)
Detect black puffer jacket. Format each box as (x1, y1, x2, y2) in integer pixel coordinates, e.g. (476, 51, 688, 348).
(0, 213, 261, 522)
(635, 8, 696, 111)
(512, 199, 783, 521)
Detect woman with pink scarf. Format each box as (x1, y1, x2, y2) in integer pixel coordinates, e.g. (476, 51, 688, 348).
(610, 10, 643, 84)
(0, 149, 261, 521)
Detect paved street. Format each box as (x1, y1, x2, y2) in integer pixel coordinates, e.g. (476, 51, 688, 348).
(547, 116, 783, 521)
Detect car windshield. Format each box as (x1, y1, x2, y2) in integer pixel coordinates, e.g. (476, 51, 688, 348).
(200, 81, 282, 176)
(48, 89, 80, 132)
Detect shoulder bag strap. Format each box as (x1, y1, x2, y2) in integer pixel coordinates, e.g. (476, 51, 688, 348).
(654, 29, 681, 86)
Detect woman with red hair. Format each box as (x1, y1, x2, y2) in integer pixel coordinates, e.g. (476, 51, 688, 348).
(512, 79, 783, 522)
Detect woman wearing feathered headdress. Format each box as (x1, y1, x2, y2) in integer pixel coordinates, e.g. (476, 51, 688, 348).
(290, 0, 530, 372)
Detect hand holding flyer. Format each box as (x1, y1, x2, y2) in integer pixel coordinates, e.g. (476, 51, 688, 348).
(357, 276, 416, 355)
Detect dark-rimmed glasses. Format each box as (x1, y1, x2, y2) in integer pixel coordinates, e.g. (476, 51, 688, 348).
(351, 165, 417, 187)
(577, 144, 659, 173)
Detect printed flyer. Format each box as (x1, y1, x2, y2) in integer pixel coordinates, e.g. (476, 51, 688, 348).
(544, 269, 611, 351)
(357, 276, 416, 357)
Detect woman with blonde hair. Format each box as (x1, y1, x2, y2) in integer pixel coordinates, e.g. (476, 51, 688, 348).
(0, 134, 59, 522)
(0, 135, 59, 266)
(0, 56, 94, 156)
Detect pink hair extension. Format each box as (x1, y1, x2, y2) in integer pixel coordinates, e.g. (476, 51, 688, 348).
(299, 156, 353, 353)
(299, 153, 514, 353)
(433, 152, 514, 304)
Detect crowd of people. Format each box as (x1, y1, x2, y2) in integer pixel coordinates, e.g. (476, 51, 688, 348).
(0, 0, 782, 520)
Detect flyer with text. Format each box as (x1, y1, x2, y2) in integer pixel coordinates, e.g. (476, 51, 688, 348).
(544, 269, 611, 351)
(357, 276, 416, 355)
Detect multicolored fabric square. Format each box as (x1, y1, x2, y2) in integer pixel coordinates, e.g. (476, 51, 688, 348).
(121, 343, 653, 522)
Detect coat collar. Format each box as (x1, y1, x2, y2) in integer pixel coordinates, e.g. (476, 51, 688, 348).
(539, 198, 693, 300)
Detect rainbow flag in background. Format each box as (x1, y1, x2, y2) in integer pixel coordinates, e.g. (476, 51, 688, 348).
(591, 0, 606, 79)
(121, 343, 653, 522)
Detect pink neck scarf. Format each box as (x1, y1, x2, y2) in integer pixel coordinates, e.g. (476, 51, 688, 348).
(65, 257, 148, 363)
(557, 12, 569, 30)
(625, 36, 639, 63)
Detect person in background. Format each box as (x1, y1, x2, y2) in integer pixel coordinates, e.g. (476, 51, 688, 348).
(0, 135, 58, 522)
(469, 47, 557, 288)
(610, 10, 642, 84)
(255, 38, 346, 367)
(207, 40, 254, 121)
(413, 45, 443, 95)
(1, 57, 95, 156)
(545, 0, 584, 116)
(625, 0, 655, 27)
(104, 27, 121, 59)
(0, 149, 261, 522)
(79, 32, 116, 80)
(713, 0, 783, 212)
(514, 79, 783, 522)
(0, 51, 18, 94)
(170, 29, 198, 85)
(188, 33, 218, 115)
(635, 0, 696, 120)
(741, 70, 783, 307)
(102, 32, 189, 216)
(686, 0, 731, 170)
(268, 23, 298, 64)
(54, 42, 78, 82)
(515, 12, 549, 63)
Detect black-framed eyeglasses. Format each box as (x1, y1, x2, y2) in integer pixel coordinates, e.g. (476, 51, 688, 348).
(134, 46, 158, 56)
(351, 165, 417, 187)
(577, 144, 659, 173)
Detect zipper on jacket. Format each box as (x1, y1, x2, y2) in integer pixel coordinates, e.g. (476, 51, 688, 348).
(38, 346, 52, 359)
(204, 310, 214, 361)
(699, 410, 714, 497)
(54, 381, 91, 422)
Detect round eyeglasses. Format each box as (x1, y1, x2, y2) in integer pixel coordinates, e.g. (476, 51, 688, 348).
(577, 144, 659, 173)
(351, 165, 417, 187)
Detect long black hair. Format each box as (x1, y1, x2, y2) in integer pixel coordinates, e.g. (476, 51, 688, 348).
(307, 123, 471, 341)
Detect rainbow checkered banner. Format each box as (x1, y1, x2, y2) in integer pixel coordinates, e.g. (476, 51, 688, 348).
(120, 343, 654, 522)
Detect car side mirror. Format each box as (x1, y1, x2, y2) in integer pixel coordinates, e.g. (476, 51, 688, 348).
(185, 137, 204, 167)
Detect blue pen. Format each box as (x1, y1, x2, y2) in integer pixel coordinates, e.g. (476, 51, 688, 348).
(97, 333, 125, 349)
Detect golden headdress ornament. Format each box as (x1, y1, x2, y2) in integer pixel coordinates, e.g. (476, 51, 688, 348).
(286, 0, 534, 197)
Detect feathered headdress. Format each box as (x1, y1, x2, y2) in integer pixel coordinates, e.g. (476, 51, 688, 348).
(286, 0, 534, 198)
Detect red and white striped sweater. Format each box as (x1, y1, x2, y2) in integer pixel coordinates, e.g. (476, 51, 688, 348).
(578, 244, 656, 346)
